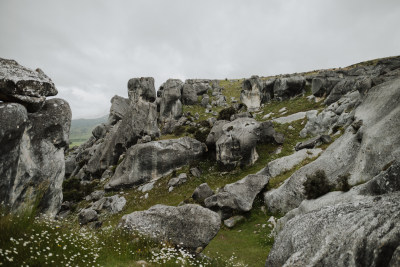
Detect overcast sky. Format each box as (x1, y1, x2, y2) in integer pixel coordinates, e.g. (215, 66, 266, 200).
(1, 0, 399, 119)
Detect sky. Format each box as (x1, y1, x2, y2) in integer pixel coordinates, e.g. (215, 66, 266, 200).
(1, 0, 399, 119)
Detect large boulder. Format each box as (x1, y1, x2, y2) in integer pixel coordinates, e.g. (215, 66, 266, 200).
(119, 204, 221, 252)
(266, 162, 400, 267)
(204, 174, 270, 219)
(273, 76, 305, 100)
(265, 77, 400, 213)
(159, 79, 183, 121)
(105, 137, 206, 190)
(0, 98, 71, 216)
(0, 58, 58, 112)
(214, 118, 277, 169)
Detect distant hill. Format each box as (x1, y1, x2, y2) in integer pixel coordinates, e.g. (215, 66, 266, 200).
(69, 115, 108, 146)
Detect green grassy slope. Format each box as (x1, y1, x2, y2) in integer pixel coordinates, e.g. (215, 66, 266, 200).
(69, 115, 107, 146)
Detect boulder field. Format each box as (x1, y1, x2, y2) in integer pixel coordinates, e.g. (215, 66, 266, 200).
(1, 55, 400, 265)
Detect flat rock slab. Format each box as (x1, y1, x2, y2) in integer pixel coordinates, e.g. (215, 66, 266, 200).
(119, 204, 220, 252)
(260, 148, 322, 178)
(272, 111, 308, 124)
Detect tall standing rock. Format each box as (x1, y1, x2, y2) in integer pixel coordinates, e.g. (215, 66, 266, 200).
(159, 79, 183, 121)
(0, 58, 71, 217)
(0, 58, 58, 112)
(84, 77, 160, 178)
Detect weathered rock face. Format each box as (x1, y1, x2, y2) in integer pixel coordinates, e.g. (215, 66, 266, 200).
(0, 58, 58, 112)
(214, 118, 277, 169)
(204, 174, 270, 219)
(105, 137, 206, 190)
(181, 80, 211, 105)
(240, 76, 263, 111)
(266, 162, 400, 267)
(119, 204, 221, 252)
(127, 77, 156, 103)
(107, 95, 130, 125)
(0, 98, 71, 217)
(240, 76, 275, 111)
(265, 77, 400, 213)
(159, 79, 183, 121)
(273, 76, 305, 100)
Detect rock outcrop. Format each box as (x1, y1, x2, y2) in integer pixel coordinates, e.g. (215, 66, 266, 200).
(67, 77, 160, 180)
(105, 137, 206, 190)
(265, 77, 400, 213)
(266, 161, 400, 267)
(211, 118, 278, 169)
(0, 58, 71, 217)
(119, 204, 221, 252)
(0, 58, 58, 112)
(159, 79, 183, 121)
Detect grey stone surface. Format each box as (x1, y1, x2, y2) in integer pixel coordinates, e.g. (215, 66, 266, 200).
(168, 173, 188, 187)
(224, 215, 245, 228)
(91, 195, 126, 214)
(205, 174, 270, 219)
(159, 79, 184, 121)
(259, 149, 322, 178)
(265, 78, 400, 213)
(127, 77, 156, 103)
(266, 162, 400, 267)
(295, 135, 331, 151)
(0, 58, 58, 112)
(105, 137, 206, 190)
(272, 111, 307, 124)
(78, 208, 98, 225)
(107, 95, 130, 125)
(0, 98, 71, 217)
(192, 183, 214, 204)
(273, 76, 305, 100)
(215, 118, 277, 169)
(119, 204, 221, 252)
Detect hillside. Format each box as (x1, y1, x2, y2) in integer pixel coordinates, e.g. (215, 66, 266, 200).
(1, 56, 400, 267)
(69, 115, 107, 146)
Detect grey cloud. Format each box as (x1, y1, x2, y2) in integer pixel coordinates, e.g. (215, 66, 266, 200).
(0, 0, 399, 118)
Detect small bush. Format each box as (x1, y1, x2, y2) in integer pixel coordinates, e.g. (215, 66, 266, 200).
(62, 177, 97, 202)
(303, 170, 333, 199)
(337, 173, 351, 192)
(186, 126, 197, 134)
(173, 125, 186, 136)
(198, 120, 210, 128)
(194, 129, 210, 143)
(217, 106, 236, 121)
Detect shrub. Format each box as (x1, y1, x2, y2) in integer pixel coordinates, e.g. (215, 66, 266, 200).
(337, 173, 351, 192)
(303, 170, 333, 199)
(186, 126, 197, 134)
(194, 129, 210, 143)
(198, 120, 210, 128)
(173, 125, 186, 136)
(217, 106, 236, 121)
(62, 177, 97, 202)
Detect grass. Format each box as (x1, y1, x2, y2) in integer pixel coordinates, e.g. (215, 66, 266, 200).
(204, 202, 278, 267)
(218, 79, 243, 105)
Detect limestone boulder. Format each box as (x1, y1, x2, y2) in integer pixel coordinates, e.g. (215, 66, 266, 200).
(119, 204, 221, 252)
(204, 174, 270, 219)
(105, 137, 206, 190)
